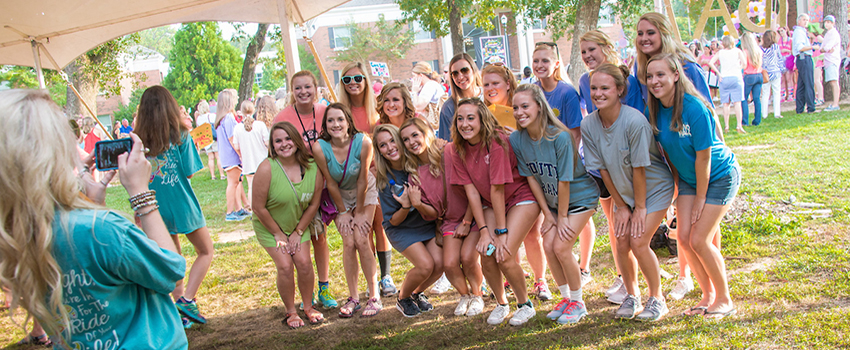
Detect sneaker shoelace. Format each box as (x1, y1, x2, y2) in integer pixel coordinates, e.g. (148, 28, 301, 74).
(622, 296, 637, 310)
(553, 298, 569, 311)
(563, 300, 581, 314)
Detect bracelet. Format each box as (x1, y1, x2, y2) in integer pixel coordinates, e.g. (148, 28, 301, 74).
(131, 198, 158, 212)
(134, 205, 159, 217)
(462, 220, 472, 225)
(293, 228, 304, 237)
(340, 208, 351, 215)
(128, 190, 156, 208)
(401, 206, 411, 210)
(478, 225, 488, 231)
(494, 228, 508, 236)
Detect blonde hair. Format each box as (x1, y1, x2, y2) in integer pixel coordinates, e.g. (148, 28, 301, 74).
(580, 30, 622, 67)
(480, 64, 517, 106)
(0, 89, 101, 346)
(288, 70, 319, 106)
(645, 53, 716, 134)
(372, 124, 415, 189)
(336, 62, 378, 128)
(412, 62, 440, 81)
(533, 43, 569, 83)
(513, 84, 578, 163)
(741, 32, 762, 69)
(214, 88, 237, 128)
(634, 12, 698, 85)
(721, 35, 735, 49)
(255, 95, 277, 128)
(399, 118, 442, 180)
(196, 100, 210, 114)
(240, 100, 256, 132)
(376, 83, 416, 126)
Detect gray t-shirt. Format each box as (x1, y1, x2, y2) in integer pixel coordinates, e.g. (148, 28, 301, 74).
(581, 105, 674, 213)
(510, 126, 599, 211)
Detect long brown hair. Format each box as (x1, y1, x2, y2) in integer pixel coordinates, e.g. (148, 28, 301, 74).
(269, 121, 312, 169)
(319, 103, 360, 141)
(762, 30, 777, 48)
(645, 53, 715, 134)
(135, 85, 188, 157)
(448, 53, 483, 105)
(451, 97, 507, 162)
(400, 118, 442, 180)
(376, 82, 416, 126)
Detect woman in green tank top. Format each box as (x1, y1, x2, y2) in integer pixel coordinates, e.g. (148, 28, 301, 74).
(252, 121, 325, 328)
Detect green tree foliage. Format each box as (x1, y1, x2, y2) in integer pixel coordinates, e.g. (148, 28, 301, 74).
(396, 0, 512, 54)
(64, 34, 140, 117)
(112, 87, 145, 123)
(163, 22, 242, 108)
(517, 0, 651, 41)
(0, 66, 67, 106)
(260, 58, 287, 91)
(332, 14, 415, 66)
(138, 25, 177, 57)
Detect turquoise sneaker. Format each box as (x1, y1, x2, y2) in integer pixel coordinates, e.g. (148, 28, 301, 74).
(299, 292, 318, 310)
(318, 284, 338, 308)
(175, 297, 207, 324)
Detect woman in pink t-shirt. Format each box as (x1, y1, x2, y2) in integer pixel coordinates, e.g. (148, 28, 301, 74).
(400, 118, 486, 317)
(450, 98, 539, 326)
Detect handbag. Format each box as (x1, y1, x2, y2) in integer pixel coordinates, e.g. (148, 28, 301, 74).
(761, 69, 769, 84)
(319, 139, 354, 225)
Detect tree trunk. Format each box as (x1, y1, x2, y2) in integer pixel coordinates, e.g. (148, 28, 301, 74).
(238, 23, 270, 107)
(63, 56, 98, 120)
(448, 0, 464, 56)
(823, 0, 849, 98)
(567, 0, 601, 86)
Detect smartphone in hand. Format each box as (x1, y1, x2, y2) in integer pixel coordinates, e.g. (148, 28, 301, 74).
(94, 138, 133, 171)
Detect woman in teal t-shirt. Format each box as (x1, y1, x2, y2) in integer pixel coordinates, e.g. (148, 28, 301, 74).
(135, 86, 213, 328)
(253, 121, 325, 328)
(0, 89, 187, 349)
(645, 54, 740, 320)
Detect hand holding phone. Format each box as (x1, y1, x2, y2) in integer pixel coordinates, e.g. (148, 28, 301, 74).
(95, 138, 133, 171)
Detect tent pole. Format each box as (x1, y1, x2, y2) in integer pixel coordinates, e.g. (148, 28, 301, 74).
(304, 36, 337, 102)
(38, 43, 113, 140)
(31, 40, 46, 89)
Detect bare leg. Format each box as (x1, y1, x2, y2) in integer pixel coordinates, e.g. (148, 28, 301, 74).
(355, 204, 380, 299)
(264, 246, 298, 313)
(237, 179, 247, 210)
(460, 230, 484, 295)
(599, 197, 619, 275)
(628, 210, 667, 299)
(722, 103, 731, 131)
(677, 196, 734, 312)
(733, 102, 745, 132)
(245, 174, 255, 211)
(225, 167, 242, 213)
(522, 214, 547, 281)
(443, 233, 471, 295)
(412, 239, 444, 295)
(579, 218, 596, 272)
(339, 223, 361, 299)
(486, 205, 540, 305)
(312, 232, 331, 283)
(182, 227, 214, 300)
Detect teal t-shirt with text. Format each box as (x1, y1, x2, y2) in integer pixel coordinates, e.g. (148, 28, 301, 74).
(147, 133, 205, 234)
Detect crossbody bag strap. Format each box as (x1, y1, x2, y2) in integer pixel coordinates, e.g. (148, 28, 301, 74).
(275, 159, 303, 217)
(340, 137, 354, 183)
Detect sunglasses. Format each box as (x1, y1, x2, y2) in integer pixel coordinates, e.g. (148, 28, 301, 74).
(450, 66, 472, 78)
(341, 75, 365, 84)
(535, 41, 561, 59)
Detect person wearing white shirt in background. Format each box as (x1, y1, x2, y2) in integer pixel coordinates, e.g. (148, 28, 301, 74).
(820, 15, 841, 112)
(792, 13, 818, 114)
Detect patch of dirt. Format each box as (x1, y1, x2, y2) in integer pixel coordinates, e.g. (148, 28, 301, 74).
(729, 257, 778, 275)
(215, 230, 255, 243)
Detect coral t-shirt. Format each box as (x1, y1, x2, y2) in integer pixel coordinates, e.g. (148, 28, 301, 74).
(272, 103, 327, 153)
(350, 106, 375, 133)
(450, 132, 535, 208)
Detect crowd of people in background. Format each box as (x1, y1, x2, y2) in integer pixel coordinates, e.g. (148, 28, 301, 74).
(3, 10, 846, 349)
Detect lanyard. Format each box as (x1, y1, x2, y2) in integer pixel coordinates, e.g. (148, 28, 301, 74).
(295, 105, 317, 148)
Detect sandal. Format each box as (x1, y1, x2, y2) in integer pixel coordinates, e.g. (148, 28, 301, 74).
(338, 297, 361, 318)
(682, 306, 708, 316)
(360, 297, 383, 318)
(282, 312, 304, 329)
(304, 307, 325, 324)
(704, 308, 737, 320)
(17, 333, 53, 346)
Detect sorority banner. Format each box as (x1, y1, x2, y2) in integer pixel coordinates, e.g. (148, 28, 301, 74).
(370, 61, 390, 77)
(479, 36, 509, 66)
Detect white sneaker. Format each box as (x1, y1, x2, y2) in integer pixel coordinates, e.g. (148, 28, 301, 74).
(606, 276, 623, 297)
(487, 304, 511, 325)
(667, 276, 694, 301)
(454, 295, 472, 316)
(635, 296, 668, 322)
(607, 283, 629, 304)
(466, 295, 485, 316)
(509, 303, 536, 326)
(580, 270, 593, 287)
(430, 273, 452, 294)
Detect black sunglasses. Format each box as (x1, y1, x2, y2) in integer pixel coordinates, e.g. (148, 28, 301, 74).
(341, 75, 365, 84)
(450, 67, 471, 78)
(535, 41, 561, 59)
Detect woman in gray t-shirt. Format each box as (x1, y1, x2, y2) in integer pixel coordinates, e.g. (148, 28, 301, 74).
(580, 64, 675, 322)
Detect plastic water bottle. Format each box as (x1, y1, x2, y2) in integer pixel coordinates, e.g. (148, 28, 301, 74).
(389, 179, 404, 196)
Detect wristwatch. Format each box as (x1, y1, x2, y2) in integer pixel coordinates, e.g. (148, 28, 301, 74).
(494, 228, 508, 236)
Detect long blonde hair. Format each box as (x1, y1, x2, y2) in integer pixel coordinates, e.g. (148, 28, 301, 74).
(634, 12, 698, 85)
(533, 43, 569, 83)
(513, 84, 578, 163)
(336, 62, 378, 127)
(214, 88, 237, 128)
(255, 95, 277, 128)
(741, 32, 762, 70)
(645, 53, 715, 134)
(376, 82, 416, 126)
(0, 89, 100, 346)
(399, 118, 442, 180)
(372, 124, 415, 189)
(580, 30, 621, 67)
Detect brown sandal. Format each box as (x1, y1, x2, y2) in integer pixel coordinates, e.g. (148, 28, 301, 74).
(360, 297, 382, 318)
(305, 307, 325, 324)
(338, 297, 361, 318)
(283, 312, 304, 329)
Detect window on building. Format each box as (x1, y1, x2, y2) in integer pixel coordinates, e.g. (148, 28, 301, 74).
(333, 70, 340, 83)
(329, 26, 352, 49)
(412, 21, 436, 41)
(598, 3, 614, 27)
(532, 18, 546, 31)
(255, 71, 262, 85)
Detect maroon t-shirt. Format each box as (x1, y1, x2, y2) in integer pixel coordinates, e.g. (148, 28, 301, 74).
(450, 132, 535, 208)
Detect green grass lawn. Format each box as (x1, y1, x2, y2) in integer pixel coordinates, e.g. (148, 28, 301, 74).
(2, 109, 850, 349)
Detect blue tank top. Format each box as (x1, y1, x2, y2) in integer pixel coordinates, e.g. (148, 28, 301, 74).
(318, 133, 364, 191)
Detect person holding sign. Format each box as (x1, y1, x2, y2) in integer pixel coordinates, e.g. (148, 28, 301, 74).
(0, 89, 188, 348)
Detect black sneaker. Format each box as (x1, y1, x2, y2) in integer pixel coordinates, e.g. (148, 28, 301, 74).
(396, 297, 420, 317)
(412, 292, 433, 312)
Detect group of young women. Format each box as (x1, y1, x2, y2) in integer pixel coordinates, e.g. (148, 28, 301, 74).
(0, 11, 743, 349)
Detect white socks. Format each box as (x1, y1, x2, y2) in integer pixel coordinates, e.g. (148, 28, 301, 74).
(570, 288, 583, 302)
(559, 284, 569, 297)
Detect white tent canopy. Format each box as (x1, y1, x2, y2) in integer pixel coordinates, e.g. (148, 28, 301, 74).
(0, 0, 347, 69)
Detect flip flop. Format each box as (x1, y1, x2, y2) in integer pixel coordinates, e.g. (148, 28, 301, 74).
(704, 308, 737, 320)
(682, 306, 708, 316)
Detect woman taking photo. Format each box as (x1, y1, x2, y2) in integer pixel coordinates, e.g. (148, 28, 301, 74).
(481, 63, 551, 301)
(399, 118, 485, 317)
(438, 53, 483, 141)
(582, 64, 675, 321)
(313, 103, 382, 318)
(136, 86, 215, 328)
(271, 71, 337, 308)
(377, 82, 417, 128)
(0, 89, 187, 348)
(645, 53, 740, 320)
(215, 89, 251, 221)
(252, 121, 325, 328)
(451, 98, 540, 326)
(510, 84, 600, 324)
(708, 36, 747, 133)
(740, 32, 763, 126)
(372, 123, 444, 317)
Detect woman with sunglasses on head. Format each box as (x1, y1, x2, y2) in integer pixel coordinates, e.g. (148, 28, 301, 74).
(252, 121, 325, 328)
(338, 63, 395, 296)
(271, 70, 338, 309)
(438, 53, 483, 141)
(532, 42, 583, 141)
(399, 118, 486, 317)
(372, 124, 443, 317)
(481, 64, 552, 301)
(312, 103, 382, 318)
(582, 64, 675, 321)
(377, 82, 417, 128)
(451, 98, 540, 326)
(645, 53, 740, 320)
(510, 84, 599, 324)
